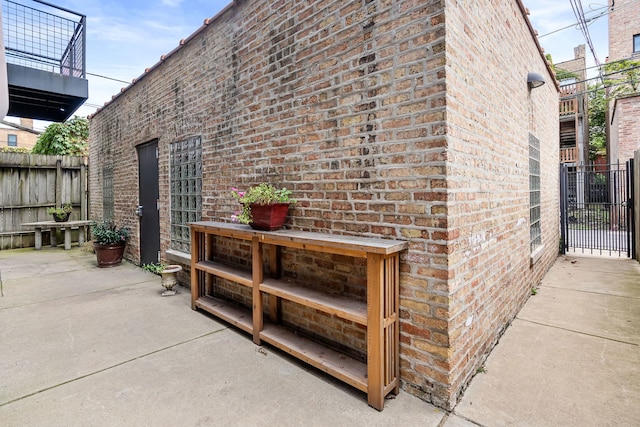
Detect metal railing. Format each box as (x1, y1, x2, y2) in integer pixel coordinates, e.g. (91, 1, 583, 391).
(2, 0, 85, 78)
(560, 161, 635, 258)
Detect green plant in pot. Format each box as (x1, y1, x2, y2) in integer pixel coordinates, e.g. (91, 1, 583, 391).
(231, 183, 296, 231)
(47, 204, 73, 222)
(91, 220, 130, 268)
(143, 262, 183, 296)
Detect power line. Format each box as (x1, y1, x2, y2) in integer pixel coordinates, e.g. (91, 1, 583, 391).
(559, 62, 640, 86)
(538, 4, 609, 38)
(86, 72, 130, 84)
(560, 79, 637, 97)
(555, 56, 640, 79)
(569, 0, 603, 80)
(538, 0, 639, 39)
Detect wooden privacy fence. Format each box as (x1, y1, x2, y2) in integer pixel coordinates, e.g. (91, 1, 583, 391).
(0, 153, 89, 250)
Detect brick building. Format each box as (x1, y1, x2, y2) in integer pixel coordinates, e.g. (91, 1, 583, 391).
(0, 118, 39, 149)
(557, 45, 589, 166)
(89, 0, 559, 410)
(608, 0, 640, 165)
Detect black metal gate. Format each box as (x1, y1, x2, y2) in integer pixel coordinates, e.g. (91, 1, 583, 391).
(560, 160, 635, 257)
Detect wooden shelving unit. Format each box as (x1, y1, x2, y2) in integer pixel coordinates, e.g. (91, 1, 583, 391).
(190, 221, 408, 410)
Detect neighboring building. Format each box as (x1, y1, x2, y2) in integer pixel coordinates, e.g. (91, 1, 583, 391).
(0, 118, 39, 149)
(557, 45, 589, 167)
(89, 0, 559, 410)
(557, 45, 590, 206)
(607, 0, 640, 165)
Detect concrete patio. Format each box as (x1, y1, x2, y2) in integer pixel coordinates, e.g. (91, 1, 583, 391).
(0, 248, 638, 426)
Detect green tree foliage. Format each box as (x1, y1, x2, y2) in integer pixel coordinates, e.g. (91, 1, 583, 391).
(588, 83, 606, 160)
(603, 59, 640, 97)
(31, 116, 89, 155)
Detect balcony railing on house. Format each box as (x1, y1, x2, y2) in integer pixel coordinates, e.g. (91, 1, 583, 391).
(560, 147, 578, 163)
(559, 83, 579, 117)
(559, 98, 577, 116)
(559, 84, 577, 98)
(1, 0, 88, 121)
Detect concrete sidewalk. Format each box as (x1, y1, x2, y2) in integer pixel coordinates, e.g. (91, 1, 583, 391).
(0, 249, 638, 426)
(455, 254, 640, 426)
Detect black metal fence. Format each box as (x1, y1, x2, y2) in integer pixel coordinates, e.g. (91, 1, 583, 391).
(2, 0, 85, 78)
(560, 161, 635, 257)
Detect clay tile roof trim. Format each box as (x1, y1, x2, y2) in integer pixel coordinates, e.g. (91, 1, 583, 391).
(91, 1, 237, 116)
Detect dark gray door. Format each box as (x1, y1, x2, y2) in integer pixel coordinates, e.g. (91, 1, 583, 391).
(137, 140, 160, 265)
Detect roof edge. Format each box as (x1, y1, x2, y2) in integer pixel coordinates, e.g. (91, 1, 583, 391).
(90, 0, 559, 118)
(90, 1, 237, 118)
(515, 0, 560, 91)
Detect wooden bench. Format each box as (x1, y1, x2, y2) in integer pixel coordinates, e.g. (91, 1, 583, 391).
(22, 220, 92, 250)
(190, 221, 408, 410)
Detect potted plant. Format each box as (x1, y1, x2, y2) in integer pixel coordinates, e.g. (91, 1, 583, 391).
(91, 220, 130, 268)
(231, 183, 296, 231)
(142, 262, 183, 296)
(47, 204, 73, 222)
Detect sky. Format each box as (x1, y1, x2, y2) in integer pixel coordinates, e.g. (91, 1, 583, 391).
(525, 0, 610, 77)
(24, 0, 612, 129)
(26, 0, 232, 129)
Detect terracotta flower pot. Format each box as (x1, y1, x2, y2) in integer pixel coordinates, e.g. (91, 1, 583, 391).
(93, 242, 126, 268)
(249, 203, 290, 231)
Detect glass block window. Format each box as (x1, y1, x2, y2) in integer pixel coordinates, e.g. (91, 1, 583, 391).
(102, 164, 114, 220)
(170, 136, 202, 253)
(7, 134, 17, 146)
(529, 134, 542, 252)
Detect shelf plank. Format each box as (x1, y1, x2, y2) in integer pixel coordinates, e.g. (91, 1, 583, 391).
(196, 260, 253, 287)
(189, 221, 409, 255)
(260, 278, 367, 326)
(195, 296, 253, 334)
(260, 323, 368, 393)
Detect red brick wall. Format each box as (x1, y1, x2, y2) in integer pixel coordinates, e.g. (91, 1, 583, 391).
(89, 0, 558, 410)
(608, 0, 640, 164)
(612, 94, 640, 163)
(440, 0, 559, 407)
(609, 0, 640, 62)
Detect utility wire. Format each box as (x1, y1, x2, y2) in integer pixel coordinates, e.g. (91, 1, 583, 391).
(86, 72, 130, 84)
(538, 4, 609, 38)
(538, 0, 638, 38)
(569, 0, 603, 80)
(555, 56, 638, 78)
(561, 81, 636, 97)
(560, 63, 640, 87)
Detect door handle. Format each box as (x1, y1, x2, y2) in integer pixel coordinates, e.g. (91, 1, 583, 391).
(136, 206, 143, 217)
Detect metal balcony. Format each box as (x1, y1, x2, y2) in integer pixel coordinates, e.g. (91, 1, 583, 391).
(2, 0, 88, 121)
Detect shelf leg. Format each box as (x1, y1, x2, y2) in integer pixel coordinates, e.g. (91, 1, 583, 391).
(190, 229, 200, 310)
(205, 234, 214, 295)
(392, 255, 400, 395)
(367, 252, 385, 411)
(252, 237, 263, 344)
(268, 245, 281, 323)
